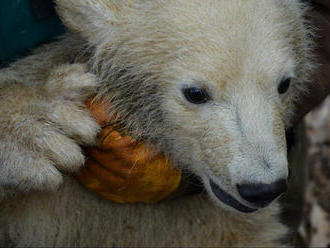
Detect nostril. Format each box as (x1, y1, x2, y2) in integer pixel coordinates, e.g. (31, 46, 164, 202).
(237, 179, 288, 208)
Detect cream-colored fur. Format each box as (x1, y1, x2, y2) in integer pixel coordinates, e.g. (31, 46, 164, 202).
(0, 0, 313, 246)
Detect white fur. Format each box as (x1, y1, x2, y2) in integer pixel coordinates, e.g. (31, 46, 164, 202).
(0, 0, 314, 246)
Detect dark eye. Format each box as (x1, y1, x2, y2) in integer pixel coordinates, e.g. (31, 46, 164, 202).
(278, 78, 291, 94)
(183, 87, 210, 104)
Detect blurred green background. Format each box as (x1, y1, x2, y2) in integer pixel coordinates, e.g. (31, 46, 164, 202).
(0, 0, 65, 67)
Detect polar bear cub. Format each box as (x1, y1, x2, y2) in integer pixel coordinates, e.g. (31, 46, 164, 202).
(0, 0, 313, 246)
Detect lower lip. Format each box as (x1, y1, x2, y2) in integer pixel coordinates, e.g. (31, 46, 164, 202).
(209, 180, 257, 213)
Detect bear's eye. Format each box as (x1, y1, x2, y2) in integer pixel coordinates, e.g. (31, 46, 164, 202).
(278, 77, 291, 94)
(183, 87, 210, 104)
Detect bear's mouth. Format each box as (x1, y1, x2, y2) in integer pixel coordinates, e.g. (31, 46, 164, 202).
(209, 180, 257, 213)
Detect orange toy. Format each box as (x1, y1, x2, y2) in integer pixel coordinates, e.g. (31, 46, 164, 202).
(76, 100, 182, 204)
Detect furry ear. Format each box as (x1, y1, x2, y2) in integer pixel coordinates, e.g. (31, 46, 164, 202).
(55, 0, 132, 41)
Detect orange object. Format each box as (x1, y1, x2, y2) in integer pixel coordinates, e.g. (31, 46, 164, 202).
(76, 100, 182, 204)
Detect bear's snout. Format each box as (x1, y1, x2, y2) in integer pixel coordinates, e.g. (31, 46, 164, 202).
(237, 179, 288, 208)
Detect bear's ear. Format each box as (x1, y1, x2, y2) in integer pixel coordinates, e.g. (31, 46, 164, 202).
(56, 0, 132, 41)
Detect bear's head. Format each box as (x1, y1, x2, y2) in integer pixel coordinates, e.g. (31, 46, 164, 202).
(56, 0, 313, 213)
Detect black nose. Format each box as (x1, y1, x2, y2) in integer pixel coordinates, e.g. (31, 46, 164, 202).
(237, 179, 287, 208)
